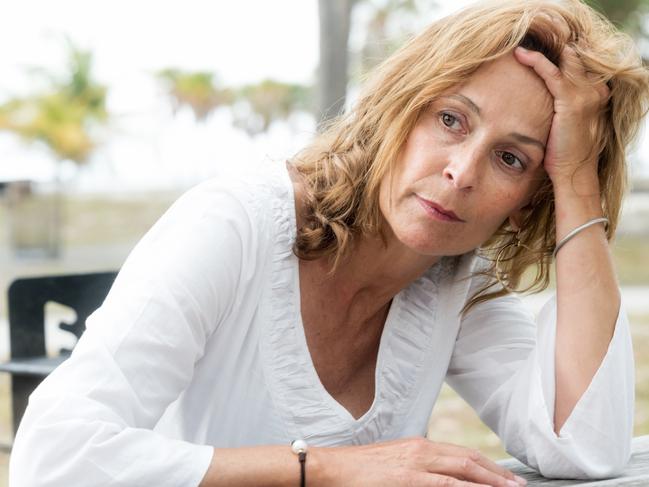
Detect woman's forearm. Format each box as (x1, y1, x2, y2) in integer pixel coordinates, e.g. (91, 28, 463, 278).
(552, 170, 621, 434)
(198, 439, 524, 487)
(199, 445, 329, 487)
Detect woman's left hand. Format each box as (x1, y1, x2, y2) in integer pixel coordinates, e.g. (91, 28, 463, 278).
(514, 45, 620, 436)
(513, 45, 610, 186)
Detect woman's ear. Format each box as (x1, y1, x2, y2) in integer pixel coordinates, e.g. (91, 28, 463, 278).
(509, 196, 537, 231)
(508, 207, 527, 231)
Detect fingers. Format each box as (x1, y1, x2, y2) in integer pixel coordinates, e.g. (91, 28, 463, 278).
(586, 71, 611, 100)
(563, 48, 611, 102)
(513, 45, 609, 106)
(425, 455, 526, 487)
(432, 443, 523, 485)
(560, 46, 588, 79)
(514, 46, 566, 98)
(352, 438, 528, 487)
(410, 472, 491, 486)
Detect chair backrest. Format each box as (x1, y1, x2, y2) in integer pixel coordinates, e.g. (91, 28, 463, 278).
(7, 271, 118, 359)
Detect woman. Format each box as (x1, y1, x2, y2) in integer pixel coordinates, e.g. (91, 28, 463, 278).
(10, 0, 649, 486)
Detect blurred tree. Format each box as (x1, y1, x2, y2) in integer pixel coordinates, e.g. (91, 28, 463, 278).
(157, 1, 439, 134)
(232, 79, 313, 136)
(156, 69, 234, 121)
(157, 68, 313, 136)
(353, 0, 437, 78)
(0, 40, 108, 164)
(0, 39, 108, 257)
(318, 0, 357, 126)
(317, 0, 437, 126)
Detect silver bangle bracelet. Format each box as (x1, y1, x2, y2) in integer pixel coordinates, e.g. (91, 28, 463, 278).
(553, 217, 609, 259)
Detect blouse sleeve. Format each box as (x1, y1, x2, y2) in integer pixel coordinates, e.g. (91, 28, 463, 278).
(9, 181, 256, 487)
(444, 273, 635, 479)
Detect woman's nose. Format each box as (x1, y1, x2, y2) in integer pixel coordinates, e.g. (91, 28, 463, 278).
(442, 149, 482, 191)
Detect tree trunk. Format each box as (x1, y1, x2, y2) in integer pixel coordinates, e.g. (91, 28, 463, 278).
(318, 0, 354, 128)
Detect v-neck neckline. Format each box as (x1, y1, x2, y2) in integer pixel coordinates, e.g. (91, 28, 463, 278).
(258, 160, 452, 445)
(291, 255, 403, 423)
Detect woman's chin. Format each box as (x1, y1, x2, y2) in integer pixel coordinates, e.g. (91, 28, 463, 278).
(394, 231, 467, 258)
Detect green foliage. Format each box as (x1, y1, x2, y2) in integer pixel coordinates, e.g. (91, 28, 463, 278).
(352, 0, 438, 80)
(157, 68, 313, 136)
(584, 0, 649, 36)
(158, 0, 442, 136)
(0, 40, 107, 164)
(66, 47, 107, 113)
(156, 69, 234, 121)
(232, 80, 313, 136)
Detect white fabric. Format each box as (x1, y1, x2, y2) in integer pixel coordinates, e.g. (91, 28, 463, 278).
(10, 161, 634, 486)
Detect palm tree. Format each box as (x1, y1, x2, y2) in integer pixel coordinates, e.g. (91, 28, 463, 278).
(0, 41, 107, 165)
(0, 39, 108, 256)
(232, 79, 313, 136)
(157, 68, 313, 137)
(155, 69, 234, 122)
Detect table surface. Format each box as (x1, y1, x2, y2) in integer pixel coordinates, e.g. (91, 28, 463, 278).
(499, 435, 649, 486)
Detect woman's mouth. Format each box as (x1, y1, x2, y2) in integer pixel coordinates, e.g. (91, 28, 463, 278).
(415, 195, 465, 222)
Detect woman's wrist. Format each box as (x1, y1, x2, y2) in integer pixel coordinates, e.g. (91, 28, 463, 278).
(550, 164, 600, 200)
(551, 167, 604, 236)
(198, 445, 333, 487)
(306, 447, 334, 487)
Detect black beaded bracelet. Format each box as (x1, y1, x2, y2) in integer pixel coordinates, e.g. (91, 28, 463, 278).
(291, 439, 308, 487)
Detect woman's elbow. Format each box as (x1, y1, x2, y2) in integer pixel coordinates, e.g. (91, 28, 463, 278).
(10, 407, 120, 487)
(534, 438, 631, 480)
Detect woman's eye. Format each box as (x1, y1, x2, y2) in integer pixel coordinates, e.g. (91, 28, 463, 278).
(496, 150, 525, 170)
(440, 112, 461, 130)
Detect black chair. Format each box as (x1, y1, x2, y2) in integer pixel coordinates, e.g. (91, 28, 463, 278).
(0, 271, 117, 435)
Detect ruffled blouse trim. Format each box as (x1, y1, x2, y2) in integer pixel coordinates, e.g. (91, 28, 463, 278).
(258, 161, 458, 445)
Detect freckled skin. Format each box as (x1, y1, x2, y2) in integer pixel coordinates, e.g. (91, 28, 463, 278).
(379, 53, 554, 257)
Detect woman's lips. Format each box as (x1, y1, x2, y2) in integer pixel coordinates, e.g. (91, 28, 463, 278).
(415, 195, 465, 222)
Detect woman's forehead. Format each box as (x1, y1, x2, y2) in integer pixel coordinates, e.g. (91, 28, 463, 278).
(444, 54, 554, 136)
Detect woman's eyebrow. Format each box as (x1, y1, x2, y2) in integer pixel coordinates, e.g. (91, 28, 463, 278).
(509, 132, 546, 152)
(442, 94, 481, 115)
(441, 94, 546, 151)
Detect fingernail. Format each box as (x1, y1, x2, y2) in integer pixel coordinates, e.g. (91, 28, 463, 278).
(507, 480, 519, 487)
(515, 475, 527, 485)
(516, 46, 529, 53)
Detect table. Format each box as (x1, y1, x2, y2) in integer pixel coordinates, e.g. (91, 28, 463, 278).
(499, 435, 649, 486)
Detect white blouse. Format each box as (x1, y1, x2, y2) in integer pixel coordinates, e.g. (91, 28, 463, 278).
(10, 161, 635, 486)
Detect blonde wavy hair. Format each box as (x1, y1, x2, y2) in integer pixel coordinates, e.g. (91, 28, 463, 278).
(290, 0, 649, 310)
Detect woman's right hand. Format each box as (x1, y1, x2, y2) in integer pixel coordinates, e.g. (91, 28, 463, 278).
(312, 437, 527, 487)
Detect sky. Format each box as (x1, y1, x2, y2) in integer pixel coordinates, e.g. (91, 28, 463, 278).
(1, 0, 647, 192)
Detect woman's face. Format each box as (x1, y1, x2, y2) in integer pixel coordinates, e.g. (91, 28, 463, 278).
(379, 53, 554, 257)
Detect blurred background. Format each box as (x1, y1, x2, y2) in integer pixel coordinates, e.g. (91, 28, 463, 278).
(0, 0, 648, 484)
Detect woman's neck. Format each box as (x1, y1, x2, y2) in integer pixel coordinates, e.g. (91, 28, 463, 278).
(289, 161, 439, 325)
(330, 229, 437, 301)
